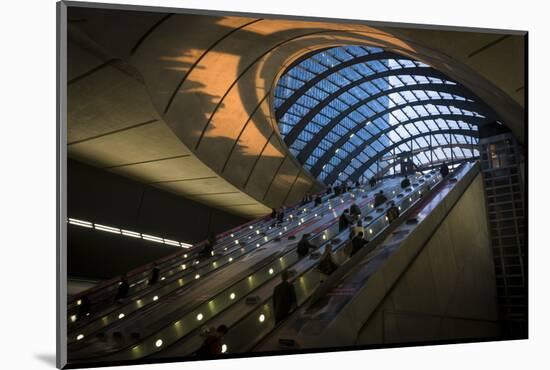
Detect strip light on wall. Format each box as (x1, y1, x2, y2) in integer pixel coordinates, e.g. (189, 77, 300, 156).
(68, 218, 194, 248)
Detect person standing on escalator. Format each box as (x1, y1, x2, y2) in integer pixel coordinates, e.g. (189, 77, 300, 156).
(195, 325, 229, 356)
(148, 263, 161, 285)
(114, 274, 130, 303)
(440, 161, 450, 177)
(272, 269, 297, 325)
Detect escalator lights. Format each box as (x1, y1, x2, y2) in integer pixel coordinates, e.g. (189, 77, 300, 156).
(249, 226, 253, 229)
(230, 293, 236, 300)
(264, 236, 268, 241)
(369, 229, 373, 234)
(70, 315, 76, 322)
(269, 268, 274, 275)
(161, 277, 165, 281)
(76, 299, 81, 305)
(259, 314, 266, 323)
(229, 257, 233, 262)
(76, 334, 84, 341)
(322, 234, 327, 240)
(195, 274, 200, 279)
(155, 339, 163, 347)
(222, 344, 227, 353)
(197, 313, 203, 321)
(181, 264, 186, 270)
(256, 243, 260, 247)
(153, 296, 159, 301)
(235, 240, 239, 245)
(211, 251, 214, 256)
(118, 313, 125, 319)
(184, 254, 188, 258)
(256, 230, 260, 234)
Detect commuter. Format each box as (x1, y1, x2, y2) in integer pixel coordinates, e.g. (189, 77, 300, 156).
(352, 219, 365, 238)
(386, 202, 400, 223)
(369, 176, 377, 188)
(338, 209, 353, 232)
(276, 207, 285, 225)
(326, 184, 333, 195)
(301, 192, 312, 205)
(297, 234, 315, 258)
(350, 203, 361, 218)
(400, 176, 411, 189)
(351, 231, 369, 256)
(198, 236, 215, 259)
(334, 184, 342, 196)
(272, 269, 297, 324)
(114, 274, 130, 303)
(195, 325, 229, 356)
(373, 190, 388, 208)
(355, 180, 361, 188)
(440, 161, 450, 177)
(148, 263, 161, 285)
(314, 195, 323, 207)
(270, 208, 277, 219)
(318, 244, 338, 276)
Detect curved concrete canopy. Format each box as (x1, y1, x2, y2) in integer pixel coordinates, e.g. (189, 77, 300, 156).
(66, 6, 524, 218)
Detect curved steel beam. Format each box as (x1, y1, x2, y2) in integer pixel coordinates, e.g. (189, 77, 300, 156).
(283, 67, 454, 145)
(318, 113, 484, 180)
(275, 50, 401, 121)
(296, 97, 492, 166)
(345, 129, 478, 183)
(300, 98, 489, 173)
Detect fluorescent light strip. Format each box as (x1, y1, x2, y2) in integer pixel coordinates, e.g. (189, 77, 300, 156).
(164, 239, 181, 247)
(142, 234, 164, 244)
(68, 219, 199, 250)
(68, 218, 93, 228)
(121, 229, 141, 238)
(95, 224, 121, 234)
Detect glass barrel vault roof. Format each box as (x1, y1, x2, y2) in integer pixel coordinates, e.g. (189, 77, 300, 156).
(273, 45, 495, 184)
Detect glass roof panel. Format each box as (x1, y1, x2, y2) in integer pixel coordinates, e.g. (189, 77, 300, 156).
(274, 46, 491, 184)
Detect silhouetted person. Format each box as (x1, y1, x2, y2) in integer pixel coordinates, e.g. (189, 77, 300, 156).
(386, 202, 400, 223)
(440, 161, 450, 177)
(301, 192, 312, 205)
(195, 325, 229, 356)
(369, 177, 377, 188)
(355, 180, 361, 188)
(326, 184, 333, 195)
(351, 231, 369, 256)
(318, 244, 338, 276)
(314, 195, 323, 207)
(114, 274, 130, 303)
(339, 209, 353, 232)
(400, 176, 411, 189)
(198, 238, 214, 260)
(350, 203, 361, 218)
(148, 263, 161, 285)
(352, 219, 365, 238)
(270, 208, 277, 219)
(276, 207, 285, 225)
(297, 234, 315, 258)
(373, 190, 388, 208)
(272, 269, 297, 324)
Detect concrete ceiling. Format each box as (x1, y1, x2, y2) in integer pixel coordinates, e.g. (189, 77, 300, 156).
(66, 6, 525, 219)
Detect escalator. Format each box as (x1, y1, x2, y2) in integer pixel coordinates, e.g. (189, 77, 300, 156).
(67, 184, 372, 363)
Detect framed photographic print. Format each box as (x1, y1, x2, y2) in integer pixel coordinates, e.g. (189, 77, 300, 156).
(56, 1, 527, 368)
